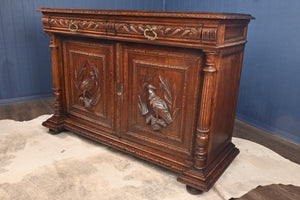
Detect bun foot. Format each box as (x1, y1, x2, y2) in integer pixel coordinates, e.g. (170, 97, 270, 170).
(186, 185, 203, 195)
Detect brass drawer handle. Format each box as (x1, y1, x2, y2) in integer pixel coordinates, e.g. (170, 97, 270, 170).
(144, 28, 158, 40)
(69, 21, 78, 32)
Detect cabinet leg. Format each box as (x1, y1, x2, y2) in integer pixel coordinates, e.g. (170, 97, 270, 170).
(186, 185, 203, 195)
(42, 116, 65, 134)
(48, 127, 64, 134)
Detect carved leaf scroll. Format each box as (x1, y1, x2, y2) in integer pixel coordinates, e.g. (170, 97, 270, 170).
(48, 18, 207, 41)
(49, 18, 107, 31)
(138, 73, 180, 131)
(74, 60, 101, 108)
(115, 23, 202, 40)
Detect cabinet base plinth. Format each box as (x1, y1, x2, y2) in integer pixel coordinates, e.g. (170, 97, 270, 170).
(42, 115, 65, 134)
(177, 143, 239, 192)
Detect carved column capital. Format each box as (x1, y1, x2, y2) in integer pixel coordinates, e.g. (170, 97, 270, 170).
(49, 37, 58, 49)
(202, 50, 218, 72)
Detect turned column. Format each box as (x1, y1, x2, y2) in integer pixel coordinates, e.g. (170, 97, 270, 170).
(194, 50, 218, 169)
(42, 33, 65, 133)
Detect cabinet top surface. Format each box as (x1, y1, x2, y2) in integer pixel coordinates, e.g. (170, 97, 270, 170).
(37, 8, 254, 20)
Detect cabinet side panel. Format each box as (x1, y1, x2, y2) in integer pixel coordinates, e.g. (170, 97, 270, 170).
(207, 45, 245, 164)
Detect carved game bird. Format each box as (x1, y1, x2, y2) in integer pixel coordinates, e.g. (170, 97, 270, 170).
(80, 71, 95, 102)
(147, 84, 173, 125)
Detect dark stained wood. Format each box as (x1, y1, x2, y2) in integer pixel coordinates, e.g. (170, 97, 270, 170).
(37, 8, 254, 193)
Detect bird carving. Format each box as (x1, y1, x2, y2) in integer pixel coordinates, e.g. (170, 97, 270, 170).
(147, 84, 173, 126)
(80, 71, 95, 98)
(137, 74, 179, 131)
(79, 71, 95, 107)
(75, 60, 101, 108)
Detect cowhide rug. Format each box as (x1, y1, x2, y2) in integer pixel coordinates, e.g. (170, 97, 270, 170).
(0, 115, 299, 200)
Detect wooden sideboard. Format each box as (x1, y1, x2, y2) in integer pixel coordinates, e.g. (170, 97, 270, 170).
(37, 8, 254, 194)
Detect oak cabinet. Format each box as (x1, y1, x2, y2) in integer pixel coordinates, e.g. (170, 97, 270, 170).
(38, 8, 254, 194)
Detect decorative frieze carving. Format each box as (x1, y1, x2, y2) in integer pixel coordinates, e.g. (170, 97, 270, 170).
(115, 23, 202, 40)
(48, 18, 107, 31)
(47, 18, 219, 42)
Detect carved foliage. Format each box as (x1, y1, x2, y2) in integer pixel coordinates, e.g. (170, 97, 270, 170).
(115, 23, 202, 40)
(49, 18, 107, 31)
(47, 18, 219, 43)
(47, 18, 219, 42)
(74, 60, 101, 108)
(138, 73, 180, 131)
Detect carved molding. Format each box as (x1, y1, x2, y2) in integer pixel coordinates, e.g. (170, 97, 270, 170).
(138, 73, 180, 131)
(74, 60, 102, 108)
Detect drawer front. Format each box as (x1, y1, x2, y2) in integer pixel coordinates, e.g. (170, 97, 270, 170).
(44, 17, 218, 44)
(48, 17, 107, 35)
(63, 38, 115, 133)
(114, 21, 203, 42)
(120, 43, 202, 158)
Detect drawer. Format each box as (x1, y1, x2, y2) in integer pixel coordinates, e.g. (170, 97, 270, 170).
(44, 17, 218, 44)
(47, 17, 107, 35)
(114, 21, 203, 43)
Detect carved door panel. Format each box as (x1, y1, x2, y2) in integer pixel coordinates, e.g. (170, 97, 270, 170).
(120, 43, 203, 159)
(63, 38, 115, 134)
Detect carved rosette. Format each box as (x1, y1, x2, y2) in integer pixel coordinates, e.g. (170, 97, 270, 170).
(74, 60, 101, 108)
(194, 51, 218, 169)
(138, 73, 180, 131)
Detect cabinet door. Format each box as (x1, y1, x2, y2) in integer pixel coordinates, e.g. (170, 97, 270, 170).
(120, 43, 202, 159)
(63, 38, 115, 134)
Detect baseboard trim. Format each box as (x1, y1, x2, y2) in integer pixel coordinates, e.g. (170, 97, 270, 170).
(0, 94, 53, 105)
(236, 113, 300, 146)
